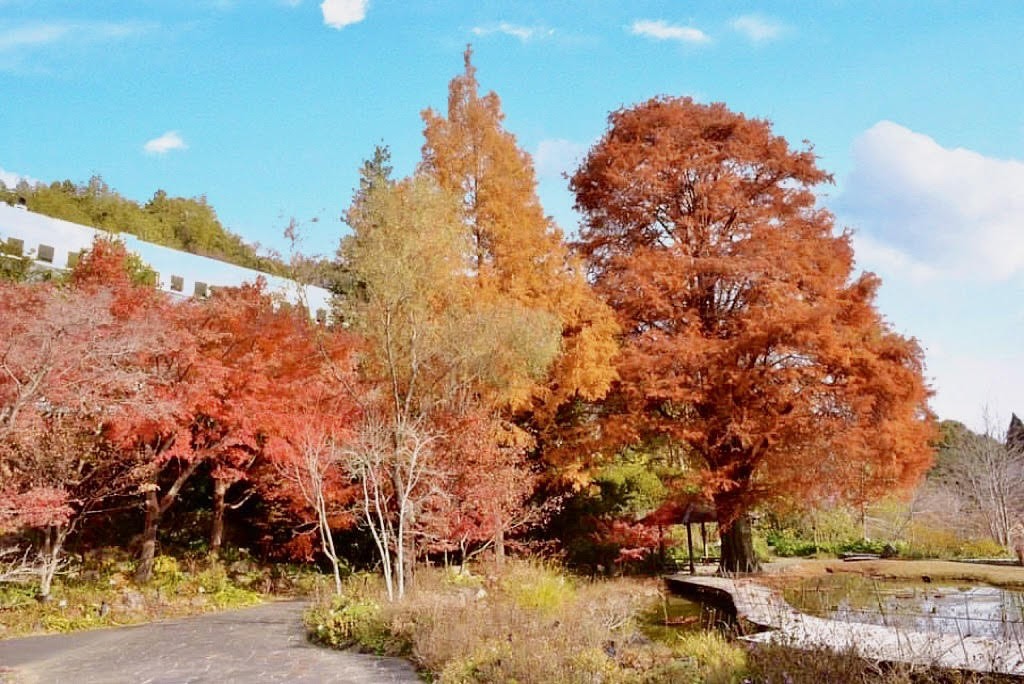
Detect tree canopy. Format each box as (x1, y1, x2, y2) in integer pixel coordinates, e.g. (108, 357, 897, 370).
(421, 47, 619, 435)
(571, 97, 935, 571)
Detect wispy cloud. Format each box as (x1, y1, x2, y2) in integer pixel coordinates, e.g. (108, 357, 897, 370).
(144, 131, 187, 155)
(629, 19, 710, 44)
(730, 14, 786, 43)
(320, 0, 368, 29)
(0, 20, 150, 53)
(0, 24, 70, 52)
(471, 22, 554, 43)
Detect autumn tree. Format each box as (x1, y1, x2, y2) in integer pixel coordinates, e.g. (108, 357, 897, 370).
(338, 161, 560, 597)
(269, 394, 362, 595)
(121, 280, 360, 581)
(0, 237, 174, 596)
(420, 47, 619, 443)
(571, 97, 935, 572)
(420, 410, 544, 563)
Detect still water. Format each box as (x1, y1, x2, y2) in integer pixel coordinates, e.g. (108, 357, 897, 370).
(785, 574, 1024, 640)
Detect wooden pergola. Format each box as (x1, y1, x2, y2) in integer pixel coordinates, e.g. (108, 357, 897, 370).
(640, 495, 717, 574)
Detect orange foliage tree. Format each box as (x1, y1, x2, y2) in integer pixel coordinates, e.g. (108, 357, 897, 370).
(571, 97, 935, 571)
(421, 47, 619, 446)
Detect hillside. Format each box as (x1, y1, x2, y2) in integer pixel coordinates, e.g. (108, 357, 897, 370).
(1, 175, 286, 275)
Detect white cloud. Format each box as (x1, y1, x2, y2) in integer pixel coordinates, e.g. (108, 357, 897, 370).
(850, 231, 938, 283)
(925, 348, 1024, 433)
(840, 121, 1024, 281)
(0, 166, 39, 188)
(534, 139, 587, 181)
(629, 19, 710, 44)
(730, 14, 786, 43)
(471, 22, 554, 42)
(143, 131, 187, 155)
(320, 0, 367, 29)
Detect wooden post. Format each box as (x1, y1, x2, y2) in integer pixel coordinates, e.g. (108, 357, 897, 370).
(700, 522, 707, 561)
(686, 522, 695, 575)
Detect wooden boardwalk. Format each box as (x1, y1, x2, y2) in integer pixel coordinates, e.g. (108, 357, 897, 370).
(665, 574, 1024, 677)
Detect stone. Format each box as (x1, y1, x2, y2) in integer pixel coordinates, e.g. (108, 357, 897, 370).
(120, 590, 145, 610)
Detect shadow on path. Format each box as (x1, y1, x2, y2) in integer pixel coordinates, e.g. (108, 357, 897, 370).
(0, 600, 418, 683)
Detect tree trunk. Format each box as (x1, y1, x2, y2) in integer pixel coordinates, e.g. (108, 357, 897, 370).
(718, 513, 759, 574)
(210, 478, 228, 558)
(38, 524, 68, 599)
(494, 511, 506, 567)
(135, 490, 160, 584)
(135, 459, 202, 583)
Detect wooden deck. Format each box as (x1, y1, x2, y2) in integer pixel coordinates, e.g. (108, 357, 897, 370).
(665, 574, 1024, 677)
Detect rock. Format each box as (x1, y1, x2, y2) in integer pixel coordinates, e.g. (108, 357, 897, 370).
(120, 590, 145, 610)
(228, 559, 256, 576)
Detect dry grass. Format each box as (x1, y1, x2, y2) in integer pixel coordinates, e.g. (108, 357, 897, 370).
(744, 641, 1023, 684)
(761, 559, 1024, 590)
(305, 560, 1024, 683)
(306, 561, 754, 683)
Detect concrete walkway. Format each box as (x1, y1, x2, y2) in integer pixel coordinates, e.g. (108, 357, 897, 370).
(666, 574, 1024, 677)
(0, 601, 419, 684)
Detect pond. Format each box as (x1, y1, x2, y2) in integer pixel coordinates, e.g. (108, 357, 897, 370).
(784, 574, 1024, 640)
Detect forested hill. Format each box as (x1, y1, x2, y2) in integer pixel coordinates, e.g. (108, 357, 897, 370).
(1, 176, 286, 275)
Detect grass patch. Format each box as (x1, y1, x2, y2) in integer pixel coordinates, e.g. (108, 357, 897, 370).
(765, 559, 1024, 590)
(0, 548, 327, 639)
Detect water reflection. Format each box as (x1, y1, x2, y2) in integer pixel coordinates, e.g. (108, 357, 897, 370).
(785, 575, 1024, 639)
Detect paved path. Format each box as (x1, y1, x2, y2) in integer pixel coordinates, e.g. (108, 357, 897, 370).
(666, 574, 1024, 677)
(0, 601, 419, 684)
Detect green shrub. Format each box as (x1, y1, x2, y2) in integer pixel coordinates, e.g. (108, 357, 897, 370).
(151, 554, 185, 591)
(500, 562, 576, 615)
(766, 529, 821, 557)
(438, 641, 515, 684)
(838, 538, 891, 555)
(305, 583, 411, 656)
(440, 566, 483, 589)
(955, 537, 1007, 559)
(669, 630, 747, 684)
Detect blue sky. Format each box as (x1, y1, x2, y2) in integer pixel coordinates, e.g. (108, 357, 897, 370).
(2, 1, 1022, 431)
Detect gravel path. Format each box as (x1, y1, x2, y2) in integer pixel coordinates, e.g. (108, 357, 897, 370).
(0, 600, 419, 683)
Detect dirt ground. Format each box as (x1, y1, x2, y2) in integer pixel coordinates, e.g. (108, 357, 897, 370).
(758, 558, 1024, 590)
